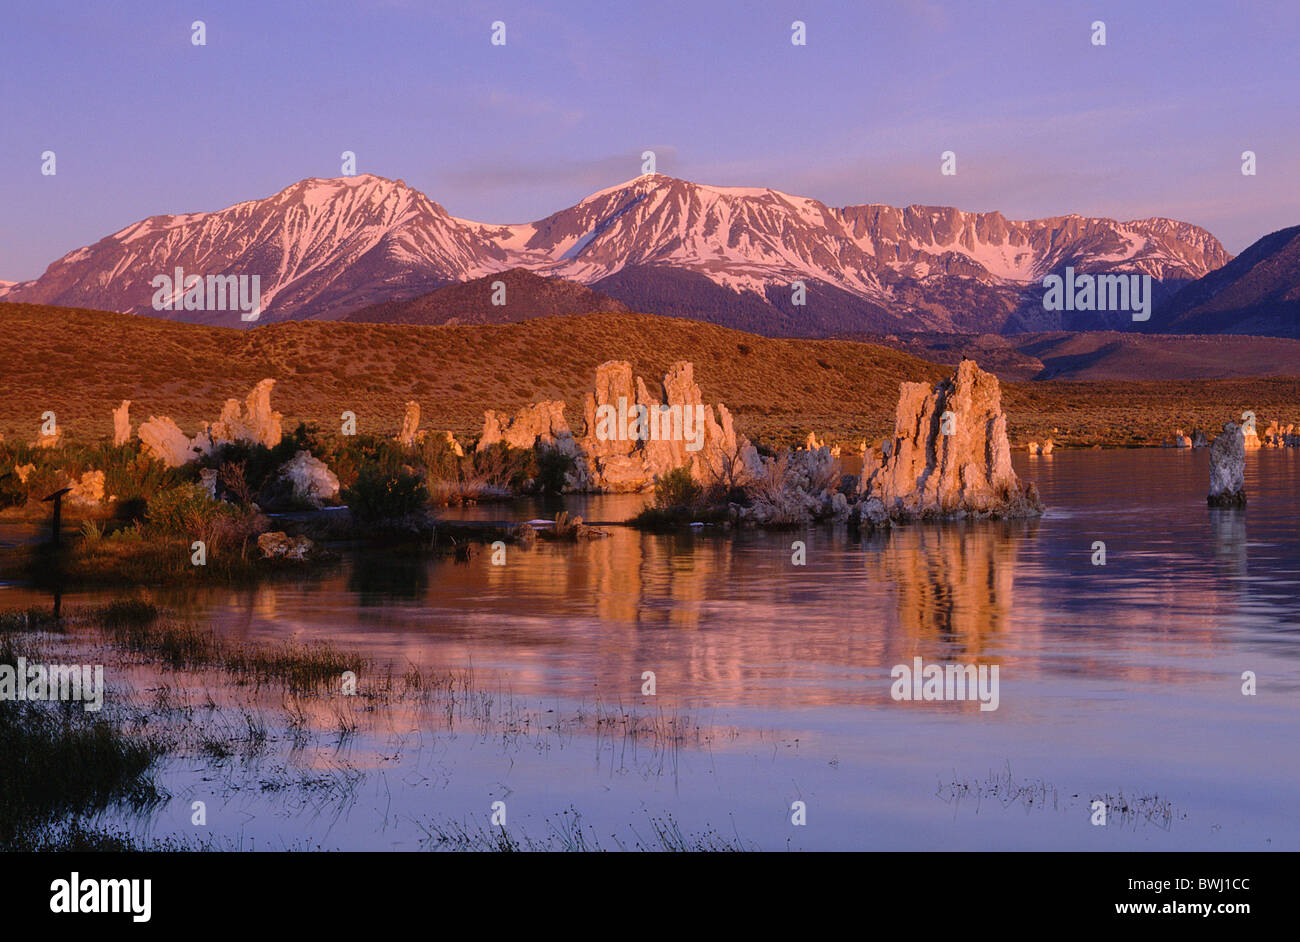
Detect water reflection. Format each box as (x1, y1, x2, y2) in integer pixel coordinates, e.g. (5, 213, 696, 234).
(866, 519, 1038, 656)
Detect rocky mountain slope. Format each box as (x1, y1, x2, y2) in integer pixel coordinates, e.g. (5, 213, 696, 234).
(1148, 224, 1300, 337)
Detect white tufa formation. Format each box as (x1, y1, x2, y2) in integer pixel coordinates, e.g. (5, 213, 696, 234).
(399, 401, 420, 446)
(112, 400, 132, 446)
(860, 360, 1043, 520)
(1207, 423, 1247, 507)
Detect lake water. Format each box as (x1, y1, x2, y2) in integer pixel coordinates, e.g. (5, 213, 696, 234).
(5, 450, 1299, 850)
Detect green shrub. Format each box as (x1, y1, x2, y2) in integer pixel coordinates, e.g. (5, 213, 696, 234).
(343, 467, 429, 524)
(143, 484, 261, 552)
(472, 442, 537, 490)
(0, 469, 25, 509)
(419, 433, 464, 483)
(654, 465, 703, 509)
(536, 446, 575, 494)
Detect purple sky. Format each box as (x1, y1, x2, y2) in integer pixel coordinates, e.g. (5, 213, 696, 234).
(2, 0, 1296, 281)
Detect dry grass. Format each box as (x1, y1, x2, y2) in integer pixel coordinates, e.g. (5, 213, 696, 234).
(3, 302, 1298, 449)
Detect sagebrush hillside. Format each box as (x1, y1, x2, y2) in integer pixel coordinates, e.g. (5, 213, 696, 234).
(2, 302, 1298, 448)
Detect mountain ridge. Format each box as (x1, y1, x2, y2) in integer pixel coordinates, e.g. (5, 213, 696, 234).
(0, 173, 1232, 335)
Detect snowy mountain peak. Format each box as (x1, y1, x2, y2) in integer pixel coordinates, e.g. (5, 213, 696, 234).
(2, 174, 1231, 333)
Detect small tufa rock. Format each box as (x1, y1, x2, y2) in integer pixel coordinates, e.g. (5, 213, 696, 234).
(199, 468, 219, 500)
(139, 416, 201, 468)
(439, 431, 465, 457)
(1207, 423, 1247, 507)
(399, 401, 420, 446)
(66, 470, 106, 506)
(280, 451, 340, 507)
(257, 531, 314, 560)
(113, 400, 133, 446)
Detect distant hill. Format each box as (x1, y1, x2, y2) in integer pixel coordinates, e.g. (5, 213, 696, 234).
(1148, 224, 1300, 337)
(343, 268, 628, 325)
(846, 330, 1300, 381)
(2, 302, 1297, 449)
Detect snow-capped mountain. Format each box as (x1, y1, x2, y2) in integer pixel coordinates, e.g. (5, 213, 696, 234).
(1, 173, 1231, 333)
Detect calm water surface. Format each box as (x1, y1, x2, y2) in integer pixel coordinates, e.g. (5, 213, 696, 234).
(5, 450, 1298, 850)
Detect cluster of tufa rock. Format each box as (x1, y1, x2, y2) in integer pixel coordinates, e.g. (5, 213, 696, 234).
(137, 379, 284, 468)
(396, 399, 464, 454)
(134, 380, 340, 507)
(1163, 428, 1208, 448)
(1253, 421, 1300, 449)
(477, 360, 762, 493)
(475, 358, 1044, 526)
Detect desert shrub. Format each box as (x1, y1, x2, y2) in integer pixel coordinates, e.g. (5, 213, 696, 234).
(102, 450, 190, 504)
(203, 441, 281, 499)
(0, 470, 25, 509)
(472, 442, 538, 491)
(299, 429, 405, 491)
(419, 433, 464, 483)
(654, 465, 703, 509)
(143, 484, 261, 551)
(343, 467, 429, 524)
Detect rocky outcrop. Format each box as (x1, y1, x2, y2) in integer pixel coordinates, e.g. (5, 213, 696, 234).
(1208, 423, 1247, 506)
(474, 360, 761, 493)
(1260, 421, 1300, 448)
(399, 401, 420, 446)
(280, 450, 340, 507)
(257, 531, 314, 560)
(138, 380, 284, 467)
(478, 400, 588, 489)
(1192, 429, 1209, 448)
(1242, 424, 1262, 450)
(138, 416, 201, 468)
(859, 360, 1043, 520)
(206, 379, 283, 449)
(578, 360, 762, 492)
(66, 470, 105, 506)
(113, 400, 132, 446)
(1027, 439, 1055, 455)
(479, 401, 576, 452)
